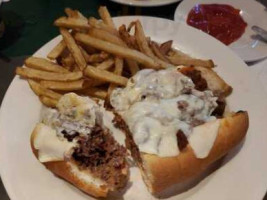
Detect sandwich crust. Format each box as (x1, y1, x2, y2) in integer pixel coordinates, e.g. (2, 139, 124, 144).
(135, 111, 249, 194)
(194, 66, 232, 97)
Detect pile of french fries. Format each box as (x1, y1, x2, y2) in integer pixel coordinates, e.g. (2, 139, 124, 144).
(15, 6, 214, 108)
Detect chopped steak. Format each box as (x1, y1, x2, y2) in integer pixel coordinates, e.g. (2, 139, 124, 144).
(112, 113, 128, 131)
(72, 125, 128, 189)
(212, 99, 226, 117)
(191, 119, 205, 127)
(104, 98, 113, 110)
(112, 113, 142, 165)
(177, 100, 189, 111)
(181, 87, 192, 95)
(180, 67, 208, 91)
(61, 130, 79, 142)
(56, 56, 63, 66)
(176, 130, 188, 151)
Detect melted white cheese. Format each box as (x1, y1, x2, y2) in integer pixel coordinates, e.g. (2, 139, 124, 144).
(110, 68, 195, 111)
(111, 68, 218, 158)
(188, 119, 220, 158)
(101, 108, 126, 147)
(33, 123, 76, 162)
(42, 93, 100, 136)
(42, 93, 125, 142)
(37, 93, 126, 163)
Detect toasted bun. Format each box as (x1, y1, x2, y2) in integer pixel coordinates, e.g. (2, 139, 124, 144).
(30, 126, 109, 198)
(194, 66, 232, 97)
(138, 111, 249, 194)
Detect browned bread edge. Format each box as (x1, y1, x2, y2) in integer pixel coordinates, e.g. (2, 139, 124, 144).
(138, 111, 249, 194)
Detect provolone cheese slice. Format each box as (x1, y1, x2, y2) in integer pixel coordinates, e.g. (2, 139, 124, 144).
(188, 119, 220, 159)
(33, 123, 76, 162)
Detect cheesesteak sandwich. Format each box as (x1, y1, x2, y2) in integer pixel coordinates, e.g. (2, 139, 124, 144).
(30, 66, 248, 197)
(30, 93, 129, 197)
(110, 66, 249, 194)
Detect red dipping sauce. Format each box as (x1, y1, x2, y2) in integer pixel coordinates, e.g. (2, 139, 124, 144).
(187, 4, 247, 45)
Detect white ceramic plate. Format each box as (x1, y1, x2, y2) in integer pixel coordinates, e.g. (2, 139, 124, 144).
(109, 0, 181, 7)
(1, 16, 267, 200)
(174, 0, 267, 62)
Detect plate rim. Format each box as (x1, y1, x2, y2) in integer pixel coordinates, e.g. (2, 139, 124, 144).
(109, 0, 181, 7)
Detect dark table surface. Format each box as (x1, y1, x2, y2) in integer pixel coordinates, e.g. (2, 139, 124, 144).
(0, 0, 179, 58)
(0, 0, 266, 199)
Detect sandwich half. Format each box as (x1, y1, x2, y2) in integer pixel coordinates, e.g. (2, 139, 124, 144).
(110, 66, 249, 194)
(31, 93, 129, 197)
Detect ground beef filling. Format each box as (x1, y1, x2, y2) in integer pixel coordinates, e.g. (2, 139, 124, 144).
(180, 67, 226, 117)
(179, 67, 208, 91)
(112, 113, 142, 165)
(72, 125, 128, 189)
(176, 130, 188, 151)
(212, 99, 226, 117)
(112, 113, 189, 158)
(61, 130, 79, 142)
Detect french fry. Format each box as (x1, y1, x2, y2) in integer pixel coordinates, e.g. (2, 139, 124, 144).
(150, 42, 170, 63)
(168, 49, 215, 68)
(40, 80, 86, 91)
(28, 80, 62, 100)
(134, 20, 174, 68)
(65, 8, 87, 20)
(83, 65, 128, 86)
(39, 96, 58, 108)
(98, 6, 115, 28)
(134, 20, 155, 58)
(84, 79, 107, 87)
(113, 58, 124, 75)
(159, 40, 173, 55)
(88, 28, 139, 74)
(169, 57, 215, 68)
(16, 67, 83, 81)
(80, 44, 97, 54)
(88, 28, 125, 47)
(125, 59, 139, 75)
(25, 57, 69, 73)
(96, 58, 114, 70)
(97, 4, 121, 87)
(60, 28, 87, 70)
(119, 24, 139, 50)
(127, 21, 136, 32)
(75, 33, 163, 69)
(61, 54, 75, 71)
(88, 17, 119, 36)
(72, 64, 81, 72)
(88, 52, 110, 63)
(108, 57, 124, 98)
(47, 40, 66, 60)
(54, 17, 90, 30)
(65, 8, 78, 18)
(76, 11, 87, 20)
(79, 36, 110, 64)
(79, 46, 91, 63)
(79, 88, 108, 99)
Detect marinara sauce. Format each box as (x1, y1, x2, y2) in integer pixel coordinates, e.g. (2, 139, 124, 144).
(187, 4, 247, 45)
